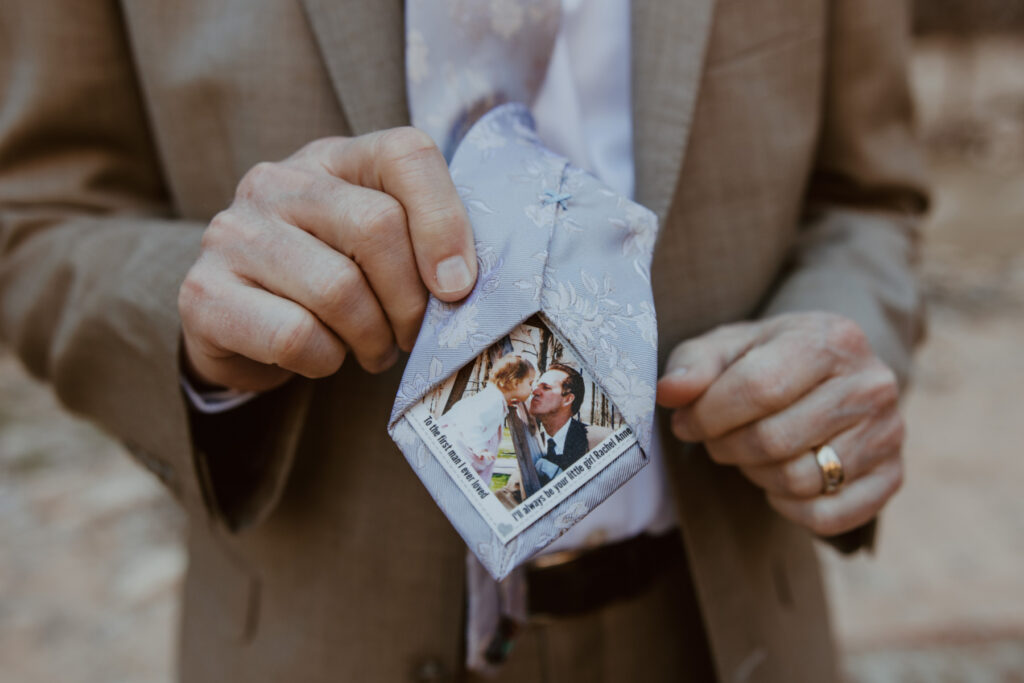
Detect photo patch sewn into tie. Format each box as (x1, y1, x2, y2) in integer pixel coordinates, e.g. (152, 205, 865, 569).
(404, 314, 638, 543)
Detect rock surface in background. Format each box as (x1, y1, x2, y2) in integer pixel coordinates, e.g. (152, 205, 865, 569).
(0, 355, 184, 683)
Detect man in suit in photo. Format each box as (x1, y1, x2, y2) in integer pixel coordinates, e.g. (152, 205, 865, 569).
(0, 1, 927, 680)
(527, 363, 611, 484)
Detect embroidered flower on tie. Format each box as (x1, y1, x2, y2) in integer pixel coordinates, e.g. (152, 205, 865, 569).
(396, 371, 433, 412)
(604, 368, 656, 430)
(392, 419, 420, 452)
(464, 113, 513, 155)
(524, 201, 555, 230)
(609, 202, 658, 260)
(540, 274, 624, 357)
(391, 103, 658, 580)
(454, 182, 497, 217)
(512, 274, 544, 303)
(510, 153, 563, 188)
(436, 301, 482, 349)
(427, 247, 503, 350)
(627, 301, 658, 349)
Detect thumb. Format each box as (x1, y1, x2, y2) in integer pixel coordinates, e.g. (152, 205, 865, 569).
(310, 128, 479, 303)
(656, 322, 761, 408)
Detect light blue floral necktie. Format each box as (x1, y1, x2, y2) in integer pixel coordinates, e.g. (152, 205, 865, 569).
(392, 0, 660, 578)
(390, 1, 662, 669)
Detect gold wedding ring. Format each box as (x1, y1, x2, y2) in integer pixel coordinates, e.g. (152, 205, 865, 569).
(815, 444, 845, 495)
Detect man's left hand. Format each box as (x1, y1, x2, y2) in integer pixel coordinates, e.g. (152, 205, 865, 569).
(656, 312, 905, 537)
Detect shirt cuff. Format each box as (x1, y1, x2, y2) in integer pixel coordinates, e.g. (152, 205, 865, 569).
(180, 374, 258, 414)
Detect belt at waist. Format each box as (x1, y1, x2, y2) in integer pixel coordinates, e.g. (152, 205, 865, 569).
(526, 529, 686, 618)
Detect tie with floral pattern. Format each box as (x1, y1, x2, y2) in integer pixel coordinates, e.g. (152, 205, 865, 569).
(392, 0, 660, 579)
(391, 1, 663, 671)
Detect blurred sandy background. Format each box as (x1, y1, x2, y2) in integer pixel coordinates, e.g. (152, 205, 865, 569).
(2, 7, 1023, 682)
(820, 34, 1024, 683)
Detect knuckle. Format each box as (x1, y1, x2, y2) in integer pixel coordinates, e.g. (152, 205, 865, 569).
(711, 320, 749, 341)
(295, 136, 345, 162)
(744, 373, 787, 412)
(177, 272, 206, 325)
(178, 271, 232, 352)
(826, 315, 869, 356)
(177, 259, 222, 321)
(405, 290, 428, 323)
(353, 196, 407, 247)
(753, 420, 792, 461)
(866, 364, 900, 408)
(270, 314, 319, 367)
(362, 348, 399, 375)
(306, 348, 346, 379)
(420, 203, 469, 235)
(236, 161, 279, 202)
(202, 210, 245, 250)
(346, 311, 391, 350)
(312, 261, 363, 313)
(378, 126, 438, 164)
(348, 320, 397, 373)
(395, 291, 428, 340)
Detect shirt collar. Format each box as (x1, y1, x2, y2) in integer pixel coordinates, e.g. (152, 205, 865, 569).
(544, 417, 574, 454)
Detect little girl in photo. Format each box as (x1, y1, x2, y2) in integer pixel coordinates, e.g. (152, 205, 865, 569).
(440, 354, 536, 484)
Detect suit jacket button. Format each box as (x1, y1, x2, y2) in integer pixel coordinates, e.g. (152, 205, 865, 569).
(413, 658, 447, 681)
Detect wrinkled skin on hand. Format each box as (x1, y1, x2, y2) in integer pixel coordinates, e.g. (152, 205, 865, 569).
(657, 312, 904, 537)
(178, 128, 477, 392)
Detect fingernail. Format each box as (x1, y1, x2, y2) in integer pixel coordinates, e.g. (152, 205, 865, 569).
(668, 366, 688, 378)
(436, 255, 472, 293)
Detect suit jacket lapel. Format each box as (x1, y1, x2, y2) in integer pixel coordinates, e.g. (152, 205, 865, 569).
(631, 0, 716, 221)
(566, 419, 587, 462)
(299, 0, 409, 134)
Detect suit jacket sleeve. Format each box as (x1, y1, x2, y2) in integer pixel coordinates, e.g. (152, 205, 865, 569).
(761, 0, 929, 387)
(759, 0, 928, 553)
(0, 0, 307, 530)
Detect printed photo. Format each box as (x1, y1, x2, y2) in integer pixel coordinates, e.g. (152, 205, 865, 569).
(415, 314, 628, 512)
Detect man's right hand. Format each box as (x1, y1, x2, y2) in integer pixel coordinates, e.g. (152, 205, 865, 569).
(178, 128, 477, 392)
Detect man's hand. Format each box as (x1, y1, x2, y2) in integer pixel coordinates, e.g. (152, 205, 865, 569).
(178, 128, 477, 392)
(656, 313, 904, 537)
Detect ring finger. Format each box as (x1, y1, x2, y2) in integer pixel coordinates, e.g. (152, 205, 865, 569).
(766, 456, 905, 537)
(704, 370, 895, 467)
(737, 410, 904, 500)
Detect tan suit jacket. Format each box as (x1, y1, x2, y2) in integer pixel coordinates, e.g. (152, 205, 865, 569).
(0, 0, 927, 680)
